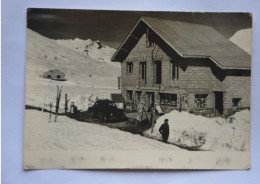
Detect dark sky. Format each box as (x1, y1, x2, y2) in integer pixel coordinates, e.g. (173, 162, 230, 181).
(27, 9, 252, 49)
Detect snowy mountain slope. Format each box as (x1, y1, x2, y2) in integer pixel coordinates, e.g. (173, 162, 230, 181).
(26, 28, 120, 86)
(56, 38, 116, 63)
(229, 28, 252, 55)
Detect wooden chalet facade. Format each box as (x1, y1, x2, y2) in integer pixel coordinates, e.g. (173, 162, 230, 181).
(111, 17, 251, 116)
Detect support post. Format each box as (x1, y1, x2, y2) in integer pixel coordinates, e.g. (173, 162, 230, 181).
(54, 85, 62, 122)
(65, 93, 69, 114)
(49, 102, 53, 123)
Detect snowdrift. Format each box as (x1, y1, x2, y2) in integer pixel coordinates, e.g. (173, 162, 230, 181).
(229, 28, 252, 55)
(143, 110, 250, 151)
(69, 94, 98, 111)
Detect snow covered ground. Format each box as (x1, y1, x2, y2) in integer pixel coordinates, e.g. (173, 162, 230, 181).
(23, 28, 251, 169)
(25, 28, 250, 153)
(24, 110, 181, 151)
(23, 109, 250, 169)
(143, 110, 250, 151)
(25, 76, 120, 112)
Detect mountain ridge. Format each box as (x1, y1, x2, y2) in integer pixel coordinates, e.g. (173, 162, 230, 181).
(26, 28, 120, 86)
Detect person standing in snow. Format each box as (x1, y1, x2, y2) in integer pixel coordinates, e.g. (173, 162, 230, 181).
(159, 119, 170, 143)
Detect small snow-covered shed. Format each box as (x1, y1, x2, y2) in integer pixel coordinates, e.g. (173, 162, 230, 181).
(42, 69, 66, 81)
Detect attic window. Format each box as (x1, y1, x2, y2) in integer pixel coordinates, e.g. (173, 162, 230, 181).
(127, 62, 133, 74)
(146, 28, 155, 47)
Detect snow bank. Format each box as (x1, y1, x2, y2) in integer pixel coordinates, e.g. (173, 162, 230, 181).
(231, 110, 250, 124)
(69, 94, 98, 111)
(143, 110, 250, 151)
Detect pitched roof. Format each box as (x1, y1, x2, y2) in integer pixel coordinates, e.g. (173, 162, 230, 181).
(112, 17, 251, 70)
(44, 69, 65, 74)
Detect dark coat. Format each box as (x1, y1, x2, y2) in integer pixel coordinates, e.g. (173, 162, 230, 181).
(159, 123, 169, 135)
(159, 122, 169, 143)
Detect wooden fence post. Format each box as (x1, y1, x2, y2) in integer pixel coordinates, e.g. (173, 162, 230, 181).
(49, 102, 53, 123)
(54, 85, 62, 122)
(65, 93, 69, 114)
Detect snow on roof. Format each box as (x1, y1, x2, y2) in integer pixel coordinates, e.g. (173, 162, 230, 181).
(229, 28, 252, 55)
(112, 17, 251, 70)
(44, 69, 65, 75)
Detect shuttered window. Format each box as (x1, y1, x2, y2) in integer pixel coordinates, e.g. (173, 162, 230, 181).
(140, 62, 147, 83)
(155, 61, 162, 84)
(172, 61, 179, 80)
(127, 62, 133, 74)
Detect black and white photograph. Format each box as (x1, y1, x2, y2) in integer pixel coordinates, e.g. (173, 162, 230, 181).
(23, 9, 251, 169)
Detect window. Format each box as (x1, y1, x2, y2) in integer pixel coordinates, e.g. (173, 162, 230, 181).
(118, 76, 121, 89)
(146, 28, 155, 47)
(232, 98, 241, 107)
(195, 94, 208, 108)
(47, 75, 51, 78)
(140, 62, 147, 83)
(155, 61, 162, 84)
(108, 102, 117, 107)
(127, 62, 133, 74)
(136, 91, 142, 102)
(57, 75, 61, 79)
(127, 90, 133, 101)
(160, 93, 177, 106)
(172, 61, 179, 80)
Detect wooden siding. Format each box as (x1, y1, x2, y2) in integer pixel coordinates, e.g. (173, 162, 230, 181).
(120, 33, 251, 113)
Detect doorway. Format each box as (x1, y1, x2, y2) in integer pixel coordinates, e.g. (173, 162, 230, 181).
(214, 91, 223, 116)
(146, 92, 155, 111)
